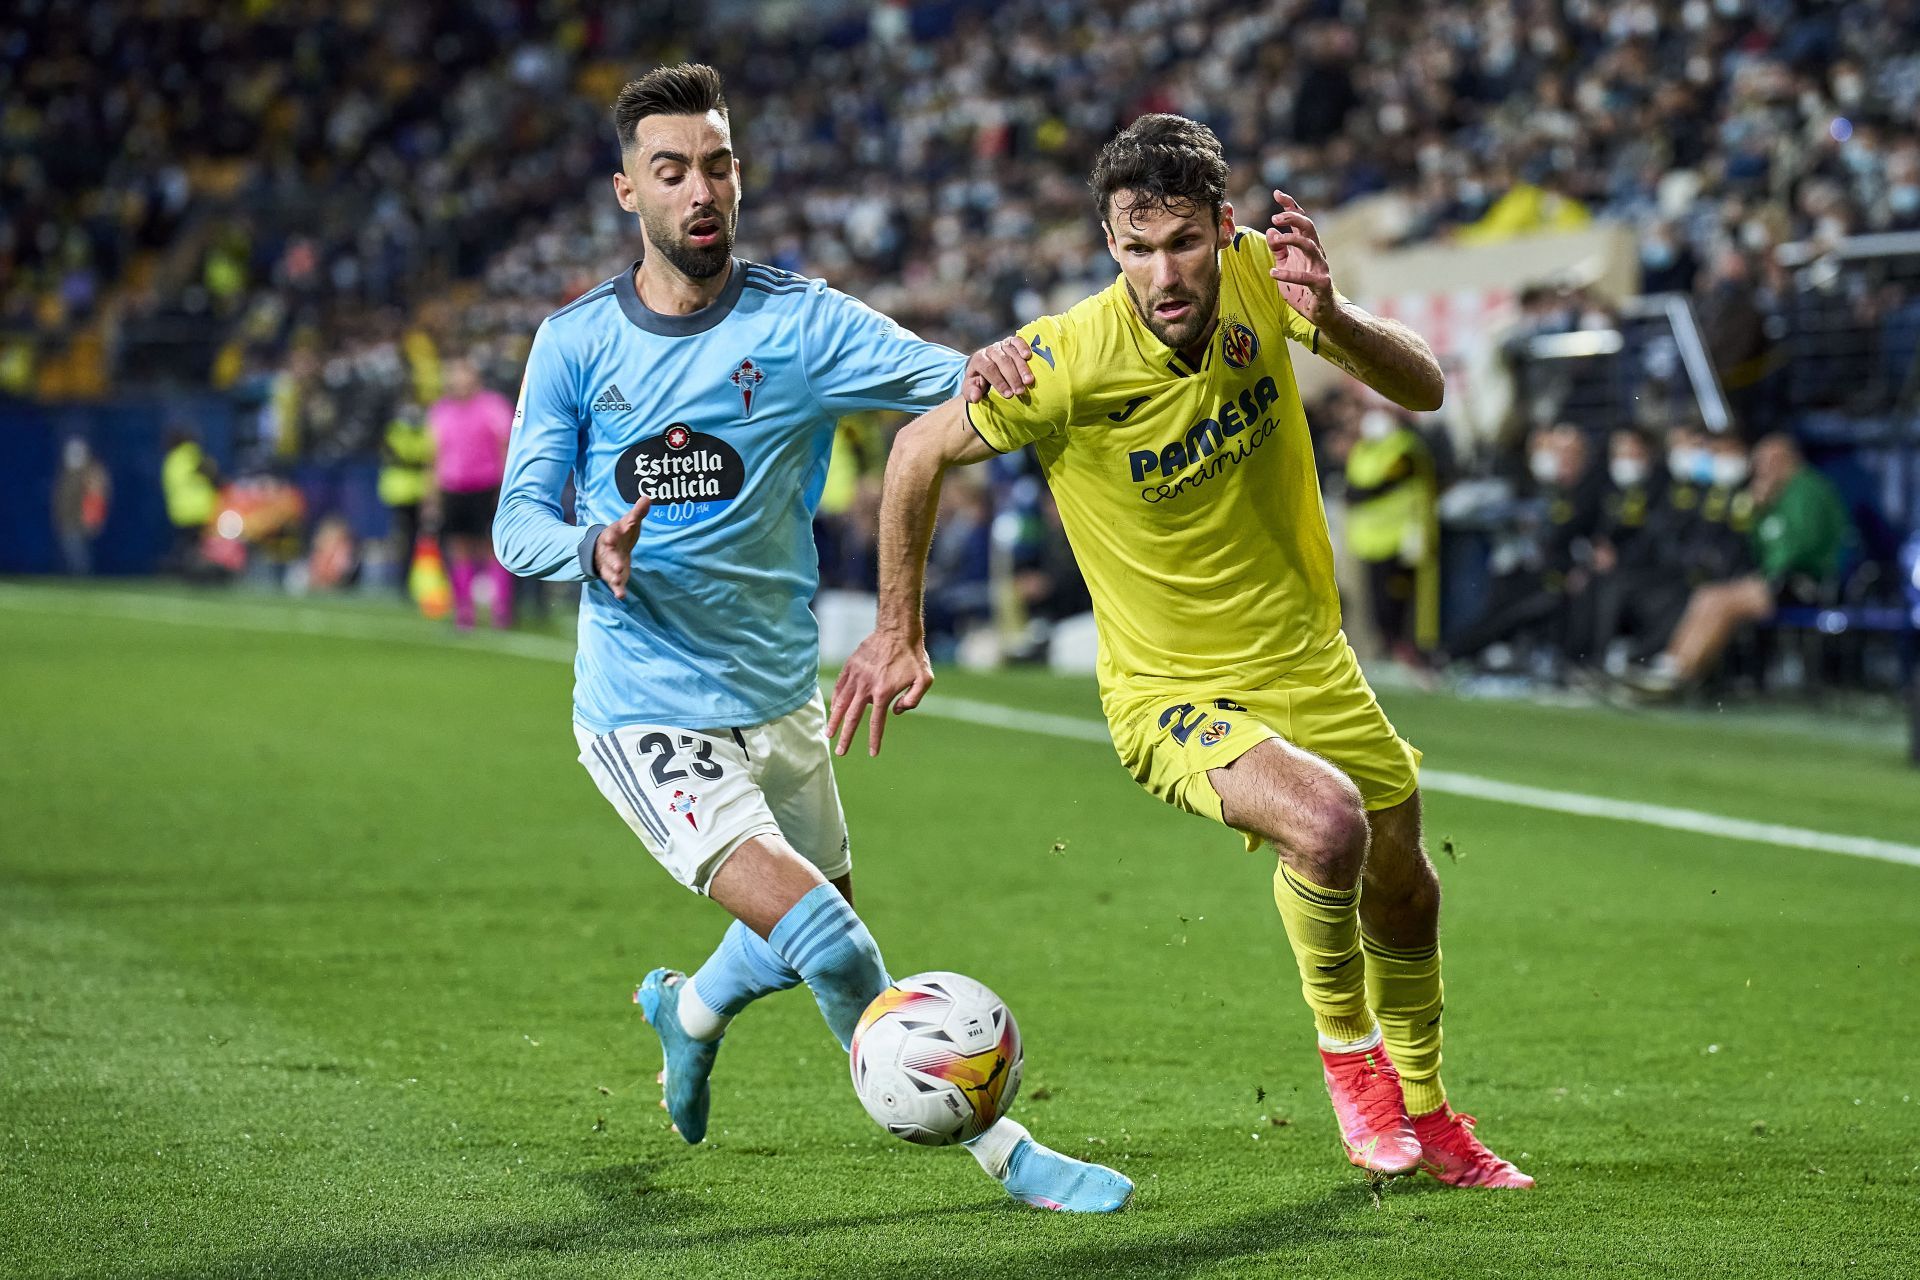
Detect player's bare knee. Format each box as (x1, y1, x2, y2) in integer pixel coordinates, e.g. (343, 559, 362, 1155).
(1292, 789, 1370, 887)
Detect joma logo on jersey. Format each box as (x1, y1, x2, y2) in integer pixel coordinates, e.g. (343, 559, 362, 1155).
(1128, 377, 1281, 482)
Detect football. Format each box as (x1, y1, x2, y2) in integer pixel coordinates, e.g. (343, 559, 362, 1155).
(849, 972, 1024, 1146)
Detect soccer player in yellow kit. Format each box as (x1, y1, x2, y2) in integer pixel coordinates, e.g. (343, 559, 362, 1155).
(831, 114, 1530, 1189)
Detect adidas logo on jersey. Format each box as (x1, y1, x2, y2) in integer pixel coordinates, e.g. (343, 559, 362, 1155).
(593, 384, 632, 413)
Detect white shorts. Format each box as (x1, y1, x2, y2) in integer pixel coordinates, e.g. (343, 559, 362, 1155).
(574, 693, 851, 895)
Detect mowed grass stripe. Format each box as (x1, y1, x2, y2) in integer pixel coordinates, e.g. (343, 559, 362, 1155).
(3, 583, 1915, 869)
(922, 696, 1920, 869)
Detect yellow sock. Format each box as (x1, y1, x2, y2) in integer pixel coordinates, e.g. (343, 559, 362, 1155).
(1272, 862, 1375, 1043)
(1363, 933, 1446, 1116)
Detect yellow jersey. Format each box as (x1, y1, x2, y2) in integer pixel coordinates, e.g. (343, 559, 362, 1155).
(967, 227, 1351, 709)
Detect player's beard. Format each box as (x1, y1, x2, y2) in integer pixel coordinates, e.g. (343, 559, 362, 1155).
(641, 200, 737, 281)
(1130, 268, 1221, 354)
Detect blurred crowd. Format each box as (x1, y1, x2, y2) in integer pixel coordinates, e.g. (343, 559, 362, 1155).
(9, 0, 1917, 688)
(9, 0, 1920, 420)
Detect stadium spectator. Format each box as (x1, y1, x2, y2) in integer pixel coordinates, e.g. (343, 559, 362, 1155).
(923, 478, 995, 657)
(1012, 489, 1092, 630)
(377, 402, 434, 600)
(1442, 425, 1600, 671)
(427, 358, 514, 630)
(51, 438, 111, 576)
(814, 412, 892, 592)
(1629, 435, 1859, 697)
(159, 427, 218, 578)
(1692, 433, 1762, 583)
(1696, 248, 1779, 433)
(1565, 428, 1686, 670)
(1343, 408, 1439, 662)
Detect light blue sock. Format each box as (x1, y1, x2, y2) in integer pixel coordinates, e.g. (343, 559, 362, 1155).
(767, 884, 891, 1050)
(689, 920, 802, 1017)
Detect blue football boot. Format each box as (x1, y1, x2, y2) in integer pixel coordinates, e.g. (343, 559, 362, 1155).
(634, 968, 721, 1145)
(1001, 1137, 1135, 1212)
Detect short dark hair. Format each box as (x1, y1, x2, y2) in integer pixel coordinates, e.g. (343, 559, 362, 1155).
(613, 63, 728, 154)
(1088, 114, 1229, 229)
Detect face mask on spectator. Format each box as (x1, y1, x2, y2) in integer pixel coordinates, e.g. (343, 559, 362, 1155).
(1670, 447, 1712, 484)
(1610, 457, 1649, 488)
(1711, 454, 1749, 487)
(1360, 410, 1397, 441)
(1530, 449, 1560, 485)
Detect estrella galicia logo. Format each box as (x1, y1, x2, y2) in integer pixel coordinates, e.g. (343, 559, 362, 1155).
(1221, 321, 1259, 369)
(615, 424, 745, 518)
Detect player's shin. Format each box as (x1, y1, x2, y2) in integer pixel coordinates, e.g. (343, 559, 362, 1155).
(682, 919, 803, 1040)
(1272, 862, 1375, 1044)
(1363, 935, 1446, 1116)
(767, 883, 890, 1049)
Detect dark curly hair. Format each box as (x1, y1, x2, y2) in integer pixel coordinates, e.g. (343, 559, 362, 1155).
(1088, 114, 1230, 229)
(613, 63, 729, 155)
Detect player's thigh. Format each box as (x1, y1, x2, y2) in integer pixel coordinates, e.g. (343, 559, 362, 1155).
(1283, 632, 1421, 813)
(746, 693, 853, 882)
(1207, 733, 1369, 857)
(574, 722, 779, 896)
(1108, 691, 1281, 836)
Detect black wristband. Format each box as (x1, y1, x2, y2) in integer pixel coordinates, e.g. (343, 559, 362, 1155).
(577, 524, 608, 581)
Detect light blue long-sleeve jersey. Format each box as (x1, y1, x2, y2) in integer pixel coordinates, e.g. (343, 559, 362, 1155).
(494, 259, 964, 733)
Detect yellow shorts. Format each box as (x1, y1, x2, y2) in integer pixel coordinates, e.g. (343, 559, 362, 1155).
(1107, 631, 1420, 844)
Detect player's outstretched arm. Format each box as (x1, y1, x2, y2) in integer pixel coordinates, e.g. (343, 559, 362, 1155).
(1265, 190, 1445, 413)
(828, 397, 995, 758)
(494, 321, 636, 584)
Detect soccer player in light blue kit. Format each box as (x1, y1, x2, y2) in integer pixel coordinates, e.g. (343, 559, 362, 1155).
(494, 63, 1130, 1213)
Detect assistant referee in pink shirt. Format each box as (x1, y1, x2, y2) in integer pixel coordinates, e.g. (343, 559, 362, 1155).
(429, 356, 517, 629)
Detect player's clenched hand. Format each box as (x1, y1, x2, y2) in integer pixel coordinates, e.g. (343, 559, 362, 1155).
(962, 334, 1035, 402)
(593, 495, 652, 600)
(827, 631, 934, 758)
(1266, 189, 1339, 326)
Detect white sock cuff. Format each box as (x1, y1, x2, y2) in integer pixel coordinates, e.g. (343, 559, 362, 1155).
(962, 1116, 1030, 1180)
(1318, 1026, 1384, 1054)
(677, 974, 732, 1042)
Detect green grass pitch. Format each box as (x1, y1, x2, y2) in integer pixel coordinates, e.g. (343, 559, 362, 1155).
(3, 584, 1917, 1278)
